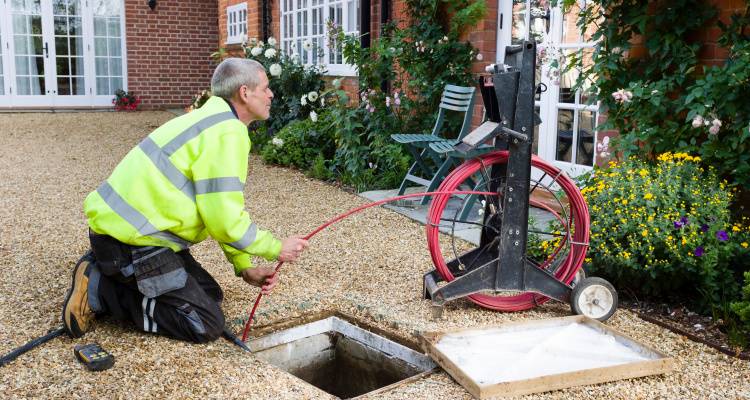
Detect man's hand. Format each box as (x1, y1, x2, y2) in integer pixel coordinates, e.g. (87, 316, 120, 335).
(241, 266, 279, 294)
(278, 236, 309, 263)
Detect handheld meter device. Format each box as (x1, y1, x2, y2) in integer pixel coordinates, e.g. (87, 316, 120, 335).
(74, 343, 114, 371)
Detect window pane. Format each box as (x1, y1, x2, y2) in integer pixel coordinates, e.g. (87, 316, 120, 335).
(347, 0, 357, 32)
(69, 17, 82, 36)
(31, 76, 44, 94)
(13, 15, 29, 35)
(110, 57, 122, 76)
(54, 16, 67, 35)
(53, 0, 66, 15)
(71, 56, 83, 75)
(14, 36, 29, 55)
(96, 77, 109, 94)
(94, 17, 107, 36)
(108, 38, 120, 56)
(17, 76, 31, 95)
(555, 109, 574, 162)
(55, 36, 69, 55)
(15, 56, 30, 74)
(95, 37, 107, 55)
(576, 110, 595, 166)
(95, 57, 108, 75)
(56, 56, 70, 75)
(57, 76, 71, 95)
(73, 77, 85, 95)
(107, 18, 120, 36)
(110, 77, 123, 92)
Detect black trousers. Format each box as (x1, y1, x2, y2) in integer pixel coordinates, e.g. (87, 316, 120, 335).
(89, 232, 225, 343)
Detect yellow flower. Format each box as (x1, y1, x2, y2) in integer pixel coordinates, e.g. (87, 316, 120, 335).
(742, 242, 748, 248)
(644, 193, 653, 200)
(732, 225, 741, 232)
(641, 230, 649, 237)
(622, 199, 628, 205)
(638, 169, 649, 177)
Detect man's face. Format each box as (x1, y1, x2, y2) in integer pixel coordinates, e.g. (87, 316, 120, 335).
(242, 71, 274, 121)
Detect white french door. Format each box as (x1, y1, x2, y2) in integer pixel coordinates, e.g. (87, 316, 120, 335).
(0, 0, 126, 108)
(497, 0, 599, 178)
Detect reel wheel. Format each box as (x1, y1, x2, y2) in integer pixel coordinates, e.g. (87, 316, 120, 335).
(570, 277, 618, 321)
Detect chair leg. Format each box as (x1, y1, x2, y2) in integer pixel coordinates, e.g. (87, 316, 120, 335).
(398, 160, 420, 195)
(420, 157, 456, 205)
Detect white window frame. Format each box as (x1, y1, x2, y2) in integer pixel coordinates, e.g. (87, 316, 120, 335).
(226, 3, 247, 45)
(280, 0, 359, 76)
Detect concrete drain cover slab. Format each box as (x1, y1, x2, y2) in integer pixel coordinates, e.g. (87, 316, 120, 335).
(420, 315, 674, 399)
(250, 316, 436, 399)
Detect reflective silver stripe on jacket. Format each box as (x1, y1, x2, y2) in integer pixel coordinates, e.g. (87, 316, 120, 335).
(97, 182, 190, 249)
(229, 223, 257, 250)
(137, 111, 236, 202)
(194, 177, 244, 195)
(161, 112, 235, 156)
(139, 137, 196, 202)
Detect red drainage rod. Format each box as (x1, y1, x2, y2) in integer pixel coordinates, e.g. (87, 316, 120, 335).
(240, 189, 496, 343)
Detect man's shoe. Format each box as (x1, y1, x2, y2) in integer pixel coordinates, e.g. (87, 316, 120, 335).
(62, 258, 96, 338)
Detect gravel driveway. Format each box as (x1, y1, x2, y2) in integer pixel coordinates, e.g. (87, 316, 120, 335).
(0, 111, 747, 399)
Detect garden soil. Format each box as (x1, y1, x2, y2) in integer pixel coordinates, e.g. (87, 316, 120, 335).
(0, 111, 748, 399)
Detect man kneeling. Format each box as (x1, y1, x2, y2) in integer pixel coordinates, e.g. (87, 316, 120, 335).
(62, 58, 309, 343)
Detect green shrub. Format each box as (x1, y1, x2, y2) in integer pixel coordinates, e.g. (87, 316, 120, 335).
(565, 1, 750, 190)
(243, 38, 327, 135)
(731, 271, 750, 345)
(579, 152, 750, 309)
(260, 113, 335, 170)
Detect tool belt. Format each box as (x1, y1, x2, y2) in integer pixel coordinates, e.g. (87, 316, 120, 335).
(89, 231, 187, 298)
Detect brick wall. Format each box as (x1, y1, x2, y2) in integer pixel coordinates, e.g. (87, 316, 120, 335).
(698, 0, 745, 65)
(124, 0, 218, 110)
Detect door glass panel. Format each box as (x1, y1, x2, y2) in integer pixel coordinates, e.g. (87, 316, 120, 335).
(54, 0, 84, 95)
(12, 0, 45, 95)
(576, 110, 595, 166)
(94, 0, 124, 95)
(511, 0, 528, 45)
(555, 109, 574, 162)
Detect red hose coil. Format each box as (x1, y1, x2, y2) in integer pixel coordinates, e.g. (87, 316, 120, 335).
(426, 151, 590, 311)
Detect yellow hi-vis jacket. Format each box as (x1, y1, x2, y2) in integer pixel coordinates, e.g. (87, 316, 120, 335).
(84, 96, 281, 275)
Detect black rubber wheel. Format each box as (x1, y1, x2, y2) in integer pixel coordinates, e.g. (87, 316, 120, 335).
(570, 277, 618, 321)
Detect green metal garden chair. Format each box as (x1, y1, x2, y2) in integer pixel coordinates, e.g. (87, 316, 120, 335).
(390, 84, 476, 205)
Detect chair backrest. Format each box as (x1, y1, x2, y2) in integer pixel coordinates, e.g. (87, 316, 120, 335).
(430, 84, 476, 139)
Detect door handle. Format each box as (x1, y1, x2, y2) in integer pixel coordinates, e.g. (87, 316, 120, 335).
(43, 42, 49, 58)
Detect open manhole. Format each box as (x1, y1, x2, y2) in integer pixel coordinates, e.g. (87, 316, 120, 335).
(249, 316, 436, 399)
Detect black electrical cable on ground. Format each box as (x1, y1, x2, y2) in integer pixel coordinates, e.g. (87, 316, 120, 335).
(0, 327, 65, 367)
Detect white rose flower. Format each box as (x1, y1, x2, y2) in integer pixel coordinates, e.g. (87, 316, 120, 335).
(332, 78, 342, 89)
(251, 47, 263, 56)
(320, 97, 325, 106)
(691, 115, 703, 128)
(269, 63, 282, 77)
(268, 37, 277, 46)
(303, 40, 313, 51)
(476, 53, 483, 61)
(300, 95, 307, 106)
(310, 110, 318, 122)
(264, 48, 277, 58)
(307, 91, 319, 102)
(271, 137, 284, 147)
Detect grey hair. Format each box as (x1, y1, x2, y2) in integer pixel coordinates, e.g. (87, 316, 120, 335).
(211, 58, 266, 100)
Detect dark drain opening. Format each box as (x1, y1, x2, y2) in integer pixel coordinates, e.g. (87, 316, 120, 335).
(251, 317, 435, 399)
